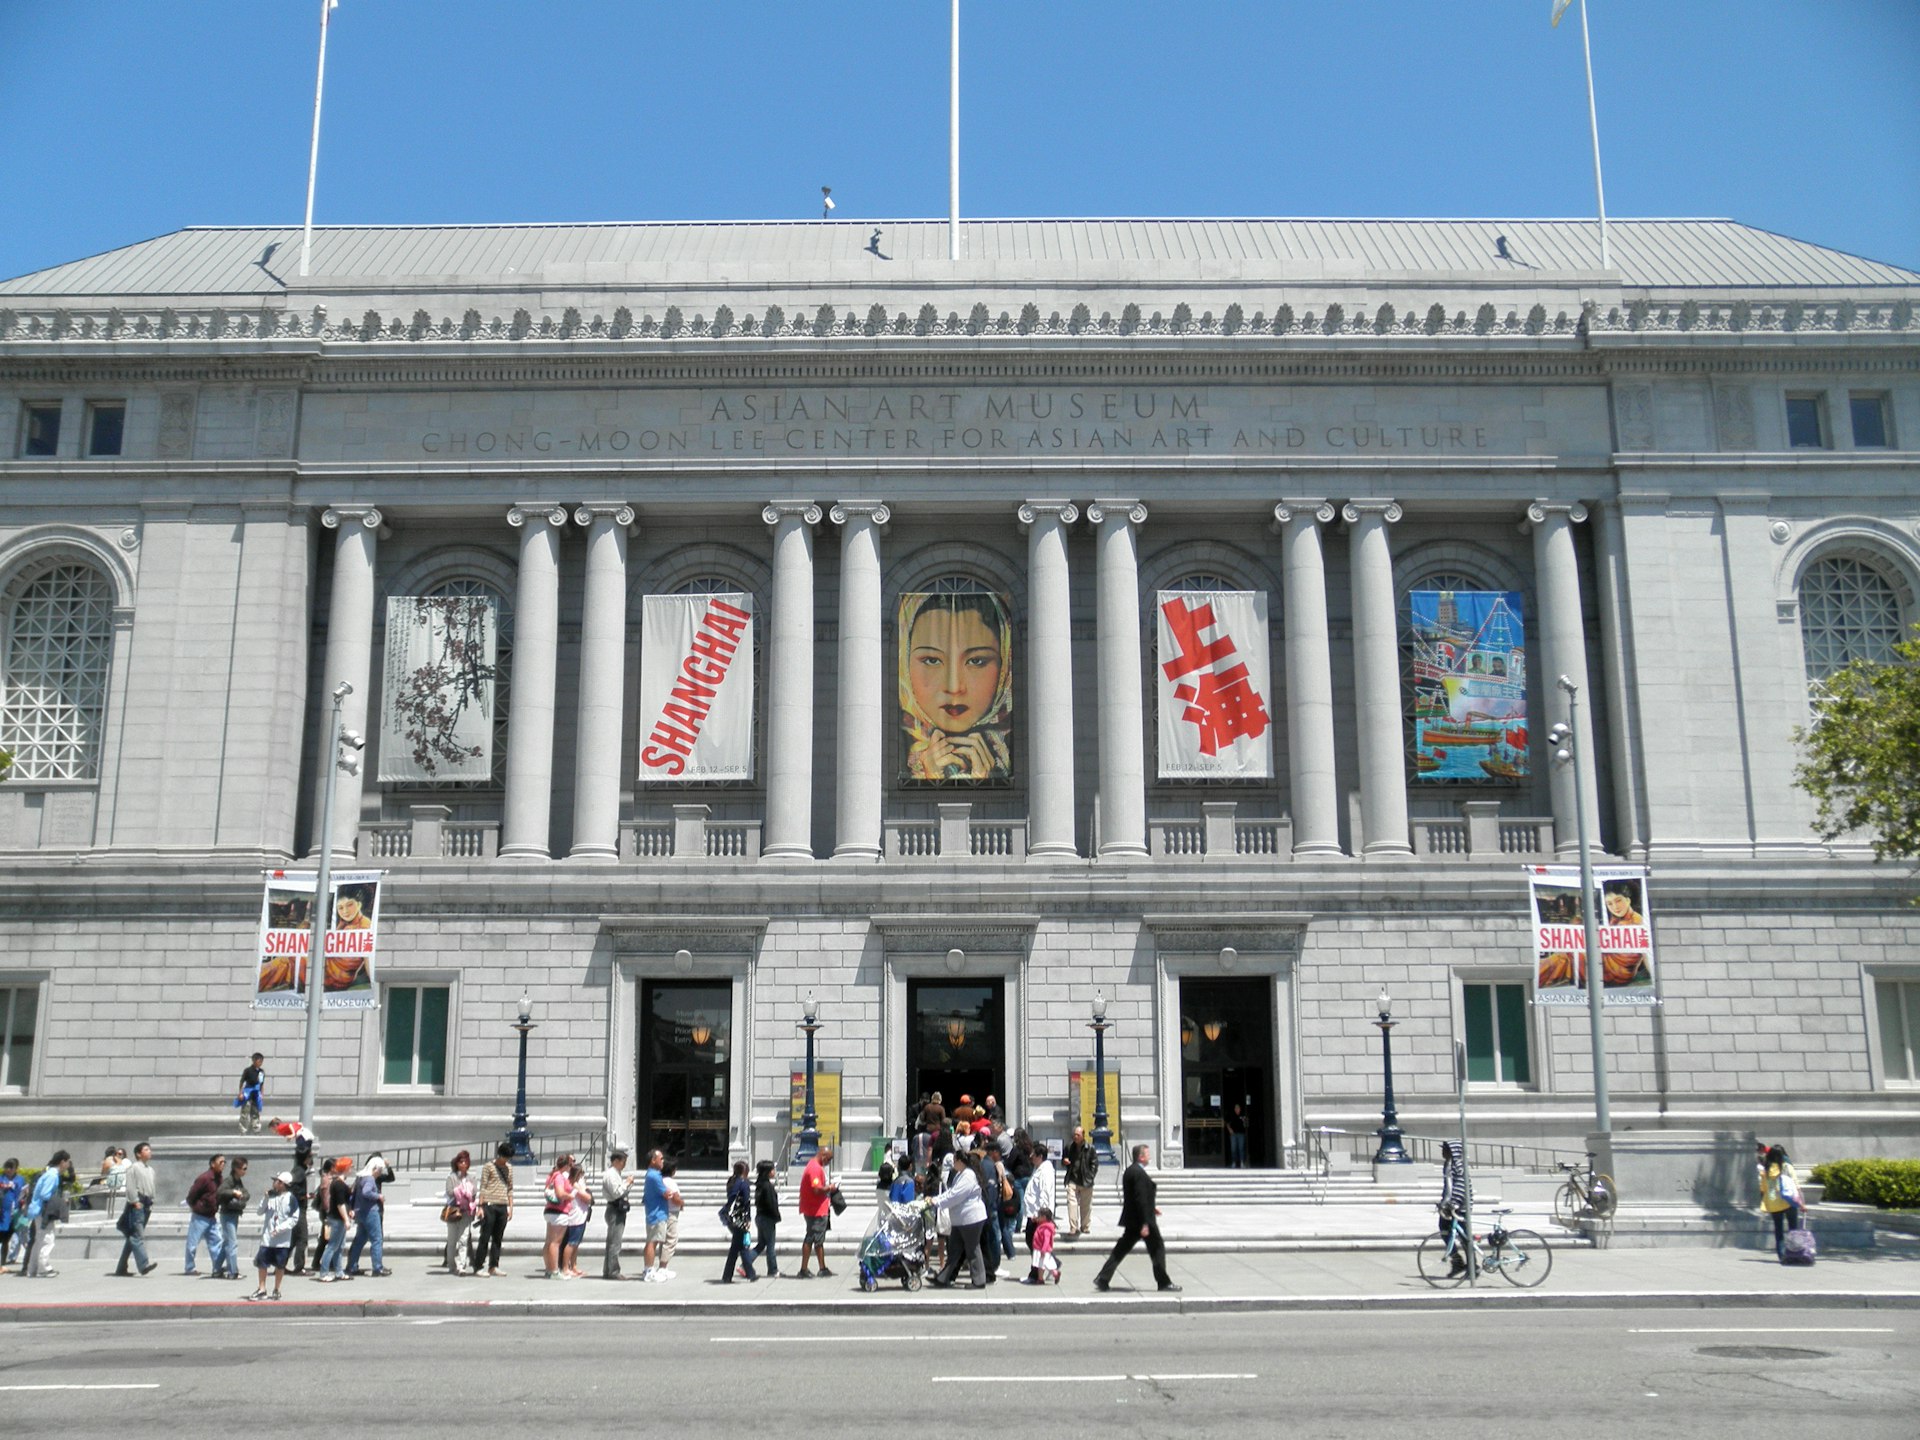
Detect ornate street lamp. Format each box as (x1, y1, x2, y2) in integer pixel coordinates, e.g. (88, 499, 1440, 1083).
(507, 990, 537, 1166)
(796, 991, 824, 1165)
(1371, 986, 1412, 1173)
(1088, 992, 1117, 1166)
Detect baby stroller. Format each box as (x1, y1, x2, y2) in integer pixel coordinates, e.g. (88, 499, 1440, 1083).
(859, 1199, 930, 1292)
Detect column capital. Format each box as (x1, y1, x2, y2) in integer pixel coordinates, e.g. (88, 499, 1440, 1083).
(321, 505, 383, 530)
(574, 502, 635, 528)
(1525, 499, 1590, 527)
(763, 501, 823, 527)
(1017, 499, 1080, 527)
(1085, 500, 1147, 525)
(507, 503, 570, 530)
(1340, 499, 1402, 525)
(829, 501, 891, 526)
(1273, 499, 1337, 528)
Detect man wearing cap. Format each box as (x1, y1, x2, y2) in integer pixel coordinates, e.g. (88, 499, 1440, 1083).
(249, 1170, 297, 1300)
(602, 1148, 634, 1280)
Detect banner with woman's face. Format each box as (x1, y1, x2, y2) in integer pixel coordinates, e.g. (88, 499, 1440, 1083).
(897, 590, 1013, 782)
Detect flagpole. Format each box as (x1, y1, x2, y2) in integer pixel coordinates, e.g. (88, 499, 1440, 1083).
(949, 0, 960, 261)
(300, 0, 334, 279)
(1577, 0, 1611, 269)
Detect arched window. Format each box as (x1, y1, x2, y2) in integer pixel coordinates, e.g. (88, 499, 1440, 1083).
(1799, 554, 1905, 686)
(1, 560, 114, 780)
(407, 577, 511, 789)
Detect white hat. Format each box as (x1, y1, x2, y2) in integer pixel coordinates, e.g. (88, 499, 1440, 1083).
(274, 1171, 293, 1185)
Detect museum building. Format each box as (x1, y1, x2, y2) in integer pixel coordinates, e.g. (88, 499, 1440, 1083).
(1, 217, 1918, 1168)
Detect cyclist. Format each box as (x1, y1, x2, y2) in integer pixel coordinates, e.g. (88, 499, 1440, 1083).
(1438, 1140, 1472, 1277)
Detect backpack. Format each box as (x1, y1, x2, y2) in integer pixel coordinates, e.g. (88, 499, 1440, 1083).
(1782, 1222, 1818, 1266)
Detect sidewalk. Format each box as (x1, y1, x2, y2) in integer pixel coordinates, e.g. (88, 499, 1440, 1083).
(9, 1229, 1919, 1323)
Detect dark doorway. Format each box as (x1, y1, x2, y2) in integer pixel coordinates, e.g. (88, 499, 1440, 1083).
(907, 979, 1005, 1130)
(1178, 977, 1275, 1168)
(637, 981, 730, 1170)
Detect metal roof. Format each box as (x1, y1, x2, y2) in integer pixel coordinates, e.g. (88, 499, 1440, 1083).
(3, 219, 1916, 298)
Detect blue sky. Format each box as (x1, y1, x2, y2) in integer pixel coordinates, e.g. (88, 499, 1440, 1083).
(3, 1, 1915, 281)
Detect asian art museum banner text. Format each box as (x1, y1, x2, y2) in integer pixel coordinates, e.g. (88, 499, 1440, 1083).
(1156, 590, 1273, 779)
(637, 593, 755, 781)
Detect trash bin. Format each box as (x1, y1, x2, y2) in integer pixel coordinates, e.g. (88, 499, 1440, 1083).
(865, 1135, 892, 1171)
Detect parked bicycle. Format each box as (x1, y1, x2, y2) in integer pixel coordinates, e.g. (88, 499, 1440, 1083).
(1553, 1152, 1617, 1222)
(1418, 1206, 1553, 1288)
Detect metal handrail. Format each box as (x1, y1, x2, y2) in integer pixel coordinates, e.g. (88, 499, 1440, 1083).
(1343, 1131, 1586, 1174)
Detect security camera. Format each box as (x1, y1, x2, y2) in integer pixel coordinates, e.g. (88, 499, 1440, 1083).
(331, 680, 354, 701)
(821, 186, 835, 218)
(340, 729, 366, 750)
(336, 756, 360, 777)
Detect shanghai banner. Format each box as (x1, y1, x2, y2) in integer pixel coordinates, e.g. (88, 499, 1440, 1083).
(253, 869, 382, 1011)
(1527, 864, 1657, 1006)
(1156, 590, 1273, 778)
(1409, 589, 1527, 782)
(379, 594, 498, 782)
(897, 590, 1014, 781)
(637, 593, 755, 781)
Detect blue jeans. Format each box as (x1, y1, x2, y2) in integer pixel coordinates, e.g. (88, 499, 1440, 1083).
(1772, 1204, 1803, 1261)
(321, 1215, 349, 1275)
(997, 1209, 1018, 1262)
(185, 1213, 217, 1273)
(752, 1216, 779, 1275)
(724, 1227, 757, 1281)
(981, 1208, 1001, 1273)
(116, 1205, 151, 1274)
(347, 1206, 384, 1272)
(1228, 1132, 1247, 1167)
(216, 1214, 240, 1276)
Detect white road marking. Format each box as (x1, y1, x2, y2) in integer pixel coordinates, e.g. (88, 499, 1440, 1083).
(933, 1373, 1255, 1383)
(1628, 1327, 1894, 1335)
(714, 1333, 1008, 1344)
(0, 1384, 160, 1392)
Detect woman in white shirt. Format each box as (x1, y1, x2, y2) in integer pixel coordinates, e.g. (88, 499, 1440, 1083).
(926, 1151, 988, 1289)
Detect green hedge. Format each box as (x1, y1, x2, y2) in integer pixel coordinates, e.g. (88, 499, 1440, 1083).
(1808, 1159, 1920, 1209)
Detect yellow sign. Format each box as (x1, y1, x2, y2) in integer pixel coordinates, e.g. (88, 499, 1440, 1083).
(1070, 1069, 1121, 1148)
(789, 1068, 842, 1154)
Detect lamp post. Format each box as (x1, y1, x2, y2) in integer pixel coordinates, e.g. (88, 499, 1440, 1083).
(296, 680, 363, 1131)
(506, 990, 536, 1166)
(1088, 992, 1116, 1165)
(1371, 986, 1412, 1174)
(1550, 676, 1611, 1139)
(796, 991, 823, 1165)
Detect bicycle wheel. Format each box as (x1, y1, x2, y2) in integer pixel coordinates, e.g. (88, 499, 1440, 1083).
(1552, 1180, 1578, 1224)
(1492, 1228, 1553, 1287)
(1417, 1233, 1468, 1288)
(1588, 1174, 1618, 1220)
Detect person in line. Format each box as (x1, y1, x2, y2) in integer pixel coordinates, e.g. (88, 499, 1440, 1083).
(1024, 1138, 1057, 1257)
(926, 1149, 988, 1289)
(996, 1126, 1030, 1262)
(919, 1090, 946, 1134)
(0, 1158, 24, 1269)
(600, 1148, 633, 1280)
(794, 1144, 838, 1279)
(184, 1153, 226, 1275)
(443, 1151, 476, 1274)
(114, 1141, 158, 1276)
(1438, 1140, 1472, 1277)
(659, 1158, 686, 1277)
(286, 1134, 315, 1275)
(248, 1170, 297, 1301)
(541, 1153, 577, 1279)
(974, 1142, 1006, 1282)
(1024, 1207, 1059, 1285)
(751, 1158, 781, 1278)
(21, 1151, 74, 1278)
(1092, 1143, 1179, 1293)
(235, 1051, 266, 1134)
(314, 1157, 354, 1282)
(214, 1156, 251, 1279)
(721, 1159, 758, 1283)
(1758, 1142, 1803, 1263)
(559, 1159, 592, 1278)
(639, 1150, 671, 1283)
(345, 1154, 393, 1277)
(1062, 1126, 1098, 1239)
(472, 1142, 514, 1277)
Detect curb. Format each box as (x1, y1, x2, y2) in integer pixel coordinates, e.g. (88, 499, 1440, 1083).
(3, 1289, 1915, 1325)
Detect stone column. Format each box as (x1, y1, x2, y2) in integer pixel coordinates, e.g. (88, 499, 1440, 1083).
(1530, 500, 1601, 855)
(830, 501, 889, 860)
(1019, 500, 1080, 858)
(1591, 500, 1644, 857)
(317, 506, 381, 860)
(1342, 500, 1410, 856)
(1274, 500, 1342, 857)
(762, 502, 822, 859)
(1087, 500, 1148, 858)
(500, 504, 568, 859)
(569, 503, 633, 861)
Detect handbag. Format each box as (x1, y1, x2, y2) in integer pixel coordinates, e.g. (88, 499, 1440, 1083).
(829, 1186, 848, 1216)
(439, 1203, 461, 1223)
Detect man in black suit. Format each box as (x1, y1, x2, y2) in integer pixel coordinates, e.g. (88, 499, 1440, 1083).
(1092, 1142, 1179, 1292)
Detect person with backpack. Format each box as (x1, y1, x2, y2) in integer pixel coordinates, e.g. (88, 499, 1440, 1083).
(20, 1151, 74, 1278)
(314, 1157, 354, 1282)
(1758, 1143, 1806, 1263)
(600, 1148, 633, 1280)
(720, 1159, 758, 1283)
(472, 1143, 514, 1277)
(345, 1154, 394, 1277)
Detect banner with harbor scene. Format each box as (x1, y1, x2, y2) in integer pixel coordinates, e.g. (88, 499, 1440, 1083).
(1409, 589, 1528, 782)
(1527, 864, 1658, 1006)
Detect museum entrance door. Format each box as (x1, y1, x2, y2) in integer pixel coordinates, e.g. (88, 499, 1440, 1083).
(907, 979, 1005, 1129)
(637, 980, 730, 1171)
(1178, 977, 1275, 1168)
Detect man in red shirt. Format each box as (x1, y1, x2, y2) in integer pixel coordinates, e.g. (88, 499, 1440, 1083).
(794, 1145, 838, 1280)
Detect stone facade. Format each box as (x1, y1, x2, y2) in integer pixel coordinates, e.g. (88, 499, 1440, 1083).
(1, 219, 1917, 1166)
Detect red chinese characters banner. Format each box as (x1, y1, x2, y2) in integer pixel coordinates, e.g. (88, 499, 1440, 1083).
(1155, 590, 1273, 779)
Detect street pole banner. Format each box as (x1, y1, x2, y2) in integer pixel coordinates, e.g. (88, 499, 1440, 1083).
(253, 869, 382, 1011)
(378, 593, 498, 782)
(789, 1065, 842, 1154)
(1155, 589, 1273, 778)
(1527, 864, 1657, 1006)
(1410, 589, 1527, 782)
(637, 593, 755, 781)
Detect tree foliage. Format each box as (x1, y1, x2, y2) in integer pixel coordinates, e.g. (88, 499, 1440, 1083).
(1794, 624, 1920, 865)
